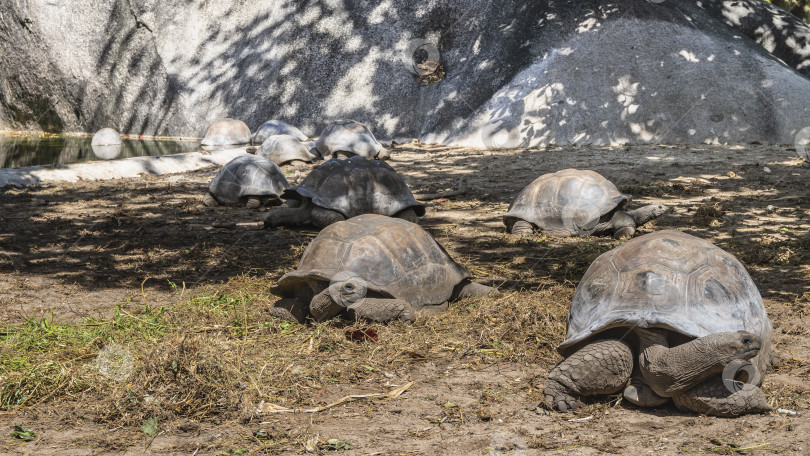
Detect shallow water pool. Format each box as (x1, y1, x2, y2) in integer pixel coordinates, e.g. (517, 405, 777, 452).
(0, 133, 202, 168)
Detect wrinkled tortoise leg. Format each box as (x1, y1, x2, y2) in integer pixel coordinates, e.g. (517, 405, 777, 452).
(245, 197, 263, 209)
(453, 279, 496, 300)
(203, 192, 220, 207)
(509, 220, 534, 236)
(270, 298, 309, 323)
(672, 378, 772, 417)
(348, 298, 416, 323)
(609, 211, 636, 239)
(394, 207, 419, 223)
(310, 289, 346, 322)
(544, 339, 634, 411)
(311, 206, 345, 229)
(264, 200, 312, 228)
(623, 368, 669, 407)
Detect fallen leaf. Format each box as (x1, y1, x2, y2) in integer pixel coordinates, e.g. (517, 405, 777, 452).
(325, 438, 351, 451)
(11, 425, 36, 441)
(141, 417, 158, 436)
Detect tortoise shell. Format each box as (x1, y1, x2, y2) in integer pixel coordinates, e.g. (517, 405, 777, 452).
(503, 169, 630, 236)
(201, 118, 252, 146)
(315, 120, 383, 159)
(259, 134, 317, 165)
(271, 214, 470, 309)
(559, 230, 772, 375)
(253, 120, 308, 144)
(284, 156, 425, 218)
(208, 155, 290, 205)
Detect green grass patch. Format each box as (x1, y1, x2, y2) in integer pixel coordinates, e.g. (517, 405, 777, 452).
(0, 276, 569, 429)
(0, 305, 169, 410)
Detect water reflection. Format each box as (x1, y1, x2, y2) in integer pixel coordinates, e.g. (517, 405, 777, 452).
(92, 144, 123, 160)
(0, 134, 201, 168)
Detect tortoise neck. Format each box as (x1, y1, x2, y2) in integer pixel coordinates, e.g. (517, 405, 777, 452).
(637, 328, 724, 396)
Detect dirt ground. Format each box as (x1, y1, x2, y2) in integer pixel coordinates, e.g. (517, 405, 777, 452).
(0, 143, 809, 455)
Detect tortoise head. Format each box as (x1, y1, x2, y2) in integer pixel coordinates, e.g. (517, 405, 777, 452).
(703, 331, 761, 364)
(328, 272, 369, 308)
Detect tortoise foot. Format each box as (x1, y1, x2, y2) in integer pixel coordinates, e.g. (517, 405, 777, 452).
(246, 197, 263, 209)
(510, 220, 534, 236)
(203, 192, 220, 207)
(613, 226, 635, 239)
(623, 371, 669, 407)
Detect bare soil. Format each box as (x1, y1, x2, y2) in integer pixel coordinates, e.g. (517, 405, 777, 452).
(1, 143, 808, 455)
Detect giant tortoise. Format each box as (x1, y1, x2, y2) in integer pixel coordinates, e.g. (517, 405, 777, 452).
(503, 169, 668, 238)
(270, 214, 494, 323)
(201, 118, 252, 146)
(204, 155, 290, 208)
(264, 156, 425, 229)
(253, 119, 308, 144)
(543, 230, 773, 417)
(259, 134, 317, 167)
(315, 120, 389, 160)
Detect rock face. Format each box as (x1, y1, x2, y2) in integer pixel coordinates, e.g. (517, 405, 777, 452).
(1, 0, 809, 145)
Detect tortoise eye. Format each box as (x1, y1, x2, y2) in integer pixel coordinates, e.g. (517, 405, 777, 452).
(742, 337, 752, 345)
(344, 284, 354, 291)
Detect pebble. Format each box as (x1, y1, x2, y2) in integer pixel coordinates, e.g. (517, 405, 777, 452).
(763, 166, 771, 173)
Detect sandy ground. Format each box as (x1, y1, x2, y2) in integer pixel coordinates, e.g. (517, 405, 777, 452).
(0, 143, 809, 455)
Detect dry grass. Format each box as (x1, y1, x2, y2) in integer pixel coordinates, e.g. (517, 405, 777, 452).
(692, 201, 726, 227)
(1, 275, 571, 429)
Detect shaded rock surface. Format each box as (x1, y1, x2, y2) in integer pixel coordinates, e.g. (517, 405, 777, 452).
(1, 0, 809, 145)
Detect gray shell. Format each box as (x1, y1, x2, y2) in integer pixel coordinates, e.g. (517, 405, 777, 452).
(503, 169, 630, 236)
(259, 134, 317, 165)
(285, 156, 426, 218)
(253, 120, 308, 144)
(315, 120, 383, 159)
(271, 214, 470, 309)
(208, 155, 290, 206)
(201, 118, 252, 146)
(560, 230, 772, 375)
